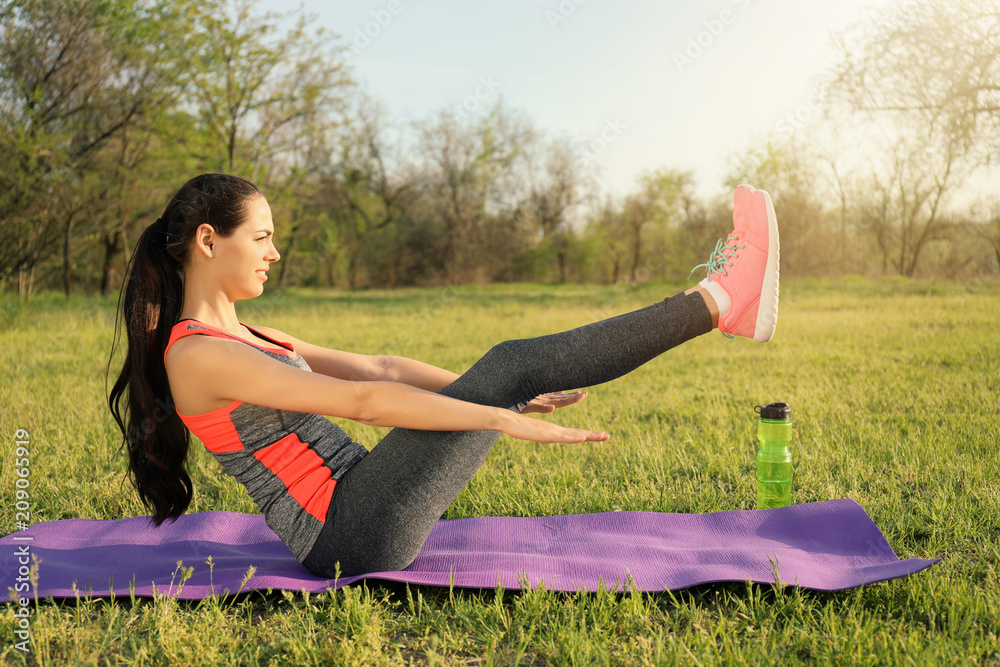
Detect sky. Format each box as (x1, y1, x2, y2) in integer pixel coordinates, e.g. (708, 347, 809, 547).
(259, 0, 904, 200)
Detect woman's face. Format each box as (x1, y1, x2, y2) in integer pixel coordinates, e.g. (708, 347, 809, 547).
(209, 196, 281, 300)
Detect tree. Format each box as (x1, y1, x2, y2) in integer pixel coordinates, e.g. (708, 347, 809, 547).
(522, 136, 589, 282)
(860, 128, 970, 276)
(0, 0, 355, 297)
(977, 201, 1000, 272)
(186, 0, 352, 181)
(620, 168, 691, 283)
(583, 196, 627, 284)
(581, 169, 695, 285)
(0, 0, 196, 297)
(726, 138, 836, 277)
(318, 93, 420, 288)
(826, 1, 996, 276)
(414, 99, 537, 283)
(829, 0, 1000, 167)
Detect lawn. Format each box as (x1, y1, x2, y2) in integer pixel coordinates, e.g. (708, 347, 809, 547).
(1, 277, 998, 665)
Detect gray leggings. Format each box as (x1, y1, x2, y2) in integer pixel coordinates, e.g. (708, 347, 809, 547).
(302, 291, 712, 577)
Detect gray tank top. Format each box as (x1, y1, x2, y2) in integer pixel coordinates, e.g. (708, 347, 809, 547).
(164, 319, 368, 561)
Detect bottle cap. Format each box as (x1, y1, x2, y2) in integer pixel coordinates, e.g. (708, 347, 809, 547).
(755, 401, 791, 420)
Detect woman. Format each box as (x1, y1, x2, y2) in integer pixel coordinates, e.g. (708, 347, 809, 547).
(108, 173, 779, 577)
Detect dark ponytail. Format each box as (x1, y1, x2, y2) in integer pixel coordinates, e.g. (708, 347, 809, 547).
(107, 174, 264, 524)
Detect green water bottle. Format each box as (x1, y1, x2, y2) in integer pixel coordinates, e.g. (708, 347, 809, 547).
(755, 401, 793, 509)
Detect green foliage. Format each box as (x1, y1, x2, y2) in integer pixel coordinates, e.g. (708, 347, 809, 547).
(1, 279, 998, 665)
(0, 0, 352, 298)
(4, 0, 999, 296)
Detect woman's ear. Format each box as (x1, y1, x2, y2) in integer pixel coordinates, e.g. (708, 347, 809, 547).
(194, 223, 216, 259)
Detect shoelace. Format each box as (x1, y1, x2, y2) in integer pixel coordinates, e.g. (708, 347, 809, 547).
(689, 232, 745, 340)
(688, 232, 745, 280)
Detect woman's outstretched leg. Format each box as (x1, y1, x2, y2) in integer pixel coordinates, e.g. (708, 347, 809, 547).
(302, 185, 779, 577)
(303, 290, 713, 576)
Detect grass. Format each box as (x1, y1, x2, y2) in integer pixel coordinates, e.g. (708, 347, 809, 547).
(1, 277, 998, 665)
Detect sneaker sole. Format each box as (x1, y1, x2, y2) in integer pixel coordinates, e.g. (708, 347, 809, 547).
(754, 190, 779, 342)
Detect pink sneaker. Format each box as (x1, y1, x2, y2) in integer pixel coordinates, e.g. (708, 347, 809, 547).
(692, 185, 779, 342)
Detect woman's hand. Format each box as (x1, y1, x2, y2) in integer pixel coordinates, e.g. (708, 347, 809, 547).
(500, 409, 610, 444)
(520, 390, 589, 414)
(509, 392, 605, 442)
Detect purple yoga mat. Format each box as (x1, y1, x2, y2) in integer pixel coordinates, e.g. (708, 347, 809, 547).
(1, 499, 938, 601)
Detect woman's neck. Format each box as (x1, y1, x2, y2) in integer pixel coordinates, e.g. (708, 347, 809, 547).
(177, 294, 242, 333)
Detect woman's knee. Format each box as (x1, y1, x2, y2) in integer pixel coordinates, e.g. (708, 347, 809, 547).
(441, 339, 532, 407)
(480, 338, 532, 380)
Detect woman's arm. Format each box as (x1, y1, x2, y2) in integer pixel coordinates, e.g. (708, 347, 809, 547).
(251, 325, 459, 391)
(168, 335, 608, 444)
(252, 325, 588, 410)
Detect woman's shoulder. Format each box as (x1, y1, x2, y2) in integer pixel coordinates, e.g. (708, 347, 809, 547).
(246, 324, 286, 339)
(245, 324, 307, 350)
(164, 325, 232, 363)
